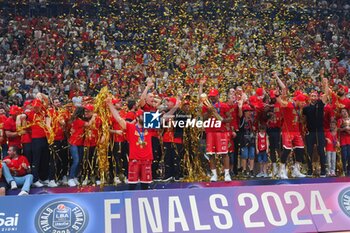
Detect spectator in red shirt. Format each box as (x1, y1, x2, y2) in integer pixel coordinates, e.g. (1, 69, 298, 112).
(1, 146, 33, 195)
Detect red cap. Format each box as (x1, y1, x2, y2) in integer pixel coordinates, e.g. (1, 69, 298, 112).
(256, 87, 264, 96)
(339, 84, 349, 93)
(9, 105, 22, 115)
(112, 98, 121, 104)
(135, 109, 144, 117)
(269, 90, 276, 99)
(208, 88, 219, 97)
(84, 104, 94, 112)
(166, 97, 177, 105)
(242, 104, 253, 112)
(32, 99, 43, 107)
(294, 90, 303, 97)
(23, 100, 32, 108)
(293, 94, 308, 102)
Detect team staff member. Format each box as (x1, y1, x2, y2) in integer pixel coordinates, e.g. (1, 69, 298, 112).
(302, 78, 329, 177)
(82, 104, 102, 185)
(107, 98, 153, 190)
(4, 106, 23, 150)
(162, 97, 183, 182)
(109, 98, 128, 184)
(266, 90, 282, 177)
(48, 98, 70, 185)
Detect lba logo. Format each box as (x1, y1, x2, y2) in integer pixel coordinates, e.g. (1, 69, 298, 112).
(35, 199, 88, 233)
(144, 111, 162, 129)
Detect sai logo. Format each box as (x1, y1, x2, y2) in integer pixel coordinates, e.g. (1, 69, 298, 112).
(144, 110, 162, 129)
(338, 187, 350, 218)
(35, 199, 88, 233)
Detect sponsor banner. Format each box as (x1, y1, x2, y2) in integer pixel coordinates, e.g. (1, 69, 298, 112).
(0, 183, 350, 233)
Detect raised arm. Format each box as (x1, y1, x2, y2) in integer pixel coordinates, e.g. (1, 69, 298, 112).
(320, 70, 329, 104)
(138, 78, 154, 108)
(272, 72, 288, 107)
(107, 99, 126, 130)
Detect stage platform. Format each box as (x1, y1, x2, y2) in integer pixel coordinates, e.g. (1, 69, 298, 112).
(5, 176, 350, 195)
(2, 177, 350, 233)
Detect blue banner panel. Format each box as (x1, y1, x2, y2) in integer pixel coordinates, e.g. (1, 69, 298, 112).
(1, 182, 350, 233)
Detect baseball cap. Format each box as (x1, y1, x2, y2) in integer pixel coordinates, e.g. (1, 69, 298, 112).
(256, 87, 264, 96)
(84, 104, 94, 112)
(208, 88, 219, 97)
(166, 97, 177, 105)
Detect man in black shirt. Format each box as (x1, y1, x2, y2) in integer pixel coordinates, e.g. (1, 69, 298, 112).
(302, 79, 329, 177)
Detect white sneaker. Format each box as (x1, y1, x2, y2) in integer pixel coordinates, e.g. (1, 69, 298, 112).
(124, 178, 128, 184)
(224, 173, 232, 182)
(272, 163, 278, 176)
(162, 177, 173, 182)
(68, 179, 77, 187)
(210, 174, 218, 182)
(82, 179, 89, 186)
(33, 181, 44, 188)
(11, 181, 18, 190)
(292, 164, 306, 178)
(279, 164, 288, 179)
(114, 177, 122, 184)
(48, 180, 58, 188)
(41, 179, 50, 186)
(61, 176, 68, 185)
(73, 178, 80, 186)
(18, 190, 29, 196)
(96, 180, 101, 185)
(256, 172, 264, 178)
(263, 173, 270, 178)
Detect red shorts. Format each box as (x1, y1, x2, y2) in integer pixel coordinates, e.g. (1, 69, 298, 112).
(206, 132, 228, 155)
(282, 132, 304, 150)
(128, 160, 152, 184)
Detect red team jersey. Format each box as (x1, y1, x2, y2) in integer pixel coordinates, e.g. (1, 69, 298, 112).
(280, 102, 301, 133)
(202, 101, 229, 132)
(125, 122, 152, 160)
(257, 132, 268, 152)
(141, 103, 158, 137)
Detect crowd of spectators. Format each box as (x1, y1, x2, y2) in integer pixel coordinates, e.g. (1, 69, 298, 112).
(0, 0, 349, 108)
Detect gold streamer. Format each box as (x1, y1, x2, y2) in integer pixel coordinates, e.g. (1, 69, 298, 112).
(94, 86, 113, 187)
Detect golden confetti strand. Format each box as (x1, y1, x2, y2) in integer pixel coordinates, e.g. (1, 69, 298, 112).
(94, 86, 113, 187)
